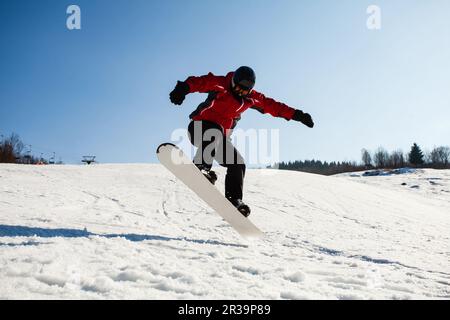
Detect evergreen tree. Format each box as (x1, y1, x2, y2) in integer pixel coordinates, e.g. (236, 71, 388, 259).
(408, 143, 424, 166)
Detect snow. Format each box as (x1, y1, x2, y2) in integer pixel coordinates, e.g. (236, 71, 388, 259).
(356, 168, 418, 177)
(0, 163, 449, 299)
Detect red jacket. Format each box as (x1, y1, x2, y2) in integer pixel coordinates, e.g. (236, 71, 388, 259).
(185, 72, 297, 135)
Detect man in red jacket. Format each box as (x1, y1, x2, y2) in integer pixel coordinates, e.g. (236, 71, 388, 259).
(169, 66, 314, 217)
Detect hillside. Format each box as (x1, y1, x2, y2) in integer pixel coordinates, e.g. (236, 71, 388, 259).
(0, 164, 449, 299)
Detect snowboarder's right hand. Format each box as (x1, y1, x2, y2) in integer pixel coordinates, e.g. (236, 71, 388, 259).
(170, 81, 190, 105)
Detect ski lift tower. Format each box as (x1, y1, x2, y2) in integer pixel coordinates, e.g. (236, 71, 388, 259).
(82, 156, 96, 165)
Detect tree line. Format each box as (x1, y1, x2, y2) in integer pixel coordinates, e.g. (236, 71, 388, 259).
(274, 143, 450, 176)
(2, 133, 449, 173)
(361, 143, 449, 169)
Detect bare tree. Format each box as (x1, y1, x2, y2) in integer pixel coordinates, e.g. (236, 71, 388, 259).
(389, 149, 405, 168)
(361, 149, 372, 168)
(10, 133, 24, 155)
(0, 133, 24, 163)
(373, 147, 389, 168)
(430, 146, 450, 167)
(440, 147, 450, 164)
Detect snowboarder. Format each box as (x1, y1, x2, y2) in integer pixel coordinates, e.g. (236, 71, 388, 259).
(169, 66, 314, 217)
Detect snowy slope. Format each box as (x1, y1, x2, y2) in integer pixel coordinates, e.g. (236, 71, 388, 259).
(0, 163, 449, 299)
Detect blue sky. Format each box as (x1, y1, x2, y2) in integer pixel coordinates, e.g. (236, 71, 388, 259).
(1, 0, 449, 164)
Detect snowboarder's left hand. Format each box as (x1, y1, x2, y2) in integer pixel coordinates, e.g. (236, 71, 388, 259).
(170, 81, 190, 105)
(292, 110, 314, 128)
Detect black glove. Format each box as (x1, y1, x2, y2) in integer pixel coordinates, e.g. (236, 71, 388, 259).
(170, 81, 190, 105)
(292, 110, 314, 128)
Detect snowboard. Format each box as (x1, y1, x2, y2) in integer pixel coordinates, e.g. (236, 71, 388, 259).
(156, 143, 263, 239)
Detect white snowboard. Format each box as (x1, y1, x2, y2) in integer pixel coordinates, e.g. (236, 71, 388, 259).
(156, 143, 263, 239)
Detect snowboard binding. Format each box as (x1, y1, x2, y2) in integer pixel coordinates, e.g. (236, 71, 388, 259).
(203, 170, 218, 185)
(195, 164, 218, 185)
(227, 197, 251, 218)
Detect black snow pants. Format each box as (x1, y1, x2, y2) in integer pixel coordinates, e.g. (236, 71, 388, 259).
(187, 120, 246, 200)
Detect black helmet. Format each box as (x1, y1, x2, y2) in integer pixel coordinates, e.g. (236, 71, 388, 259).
(232, 66, 256, 91)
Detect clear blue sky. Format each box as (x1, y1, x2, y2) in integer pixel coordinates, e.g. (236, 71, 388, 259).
(1, 0, 449, 164)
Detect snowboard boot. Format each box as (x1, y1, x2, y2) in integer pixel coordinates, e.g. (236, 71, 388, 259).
(227, 197, 251, 217)
(195, 164, 218, 185)
(203, 170, 217, 185)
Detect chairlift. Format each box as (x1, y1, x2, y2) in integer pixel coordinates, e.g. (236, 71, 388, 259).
(82, 156, 96, 165)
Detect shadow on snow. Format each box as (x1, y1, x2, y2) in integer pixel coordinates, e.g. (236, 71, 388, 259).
(0, 224, 247, 248)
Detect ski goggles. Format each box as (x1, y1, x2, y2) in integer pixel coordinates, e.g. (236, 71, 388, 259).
(231, 80, 252, 96)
